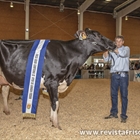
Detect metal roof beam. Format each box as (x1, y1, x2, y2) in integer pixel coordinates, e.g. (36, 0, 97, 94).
(115, 0, 140, 36)
(79, 0, 95, 12)
(114, 0, 134, 11)
(78, 0, 95, 30)
(117, 0, 140, 18)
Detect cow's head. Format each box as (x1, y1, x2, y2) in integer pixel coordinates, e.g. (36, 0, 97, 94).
(75, 28, 116, 52)
(85, 28, 116, 52)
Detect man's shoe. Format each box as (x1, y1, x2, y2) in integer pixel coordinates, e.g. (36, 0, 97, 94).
(104, 114, 118, 119)
(121, 118, 127, 123)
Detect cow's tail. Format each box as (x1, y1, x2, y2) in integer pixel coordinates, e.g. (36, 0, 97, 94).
(0, 40, 1, 67)
(0, 67, 2, 75)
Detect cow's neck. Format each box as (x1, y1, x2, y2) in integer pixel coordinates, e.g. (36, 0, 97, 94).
(68, 39, 93, 66)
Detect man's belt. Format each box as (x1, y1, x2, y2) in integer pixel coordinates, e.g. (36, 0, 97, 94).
(112, 71, 128, 74)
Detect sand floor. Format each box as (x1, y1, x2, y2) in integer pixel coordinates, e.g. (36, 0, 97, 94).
(0, 79, 140, 140)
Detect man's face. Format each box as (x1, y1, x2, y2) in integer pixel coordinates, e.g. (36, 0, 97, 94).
(115, 38, 124, 48)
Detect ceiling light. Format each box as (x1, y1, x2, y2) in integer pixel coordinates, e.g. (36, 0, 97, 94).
(105, 0, 112, 2)
(77, 9, 80, 15)
(10, 2, 14, 8)
(26, 29, 29, 32)
(125, 16, 128, 20)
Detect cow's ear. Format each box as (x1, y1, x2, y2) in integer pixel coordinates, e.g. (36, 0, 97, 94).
(75, 30, 87, 40)
(74, 32, 79, 38)
(85, 28, 91, 36)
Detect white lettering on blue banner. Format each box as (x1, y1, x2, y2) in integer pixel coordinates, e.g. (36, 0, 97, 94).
(25, 40, 45, 113)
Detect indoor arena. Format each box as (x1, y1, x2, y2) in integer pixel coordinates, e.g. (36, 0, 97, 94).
(0, 0, 140, 140)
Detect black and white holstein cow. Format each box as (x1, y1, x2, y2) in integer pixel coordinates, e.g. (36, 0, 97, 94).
(0, 28, 116, 129)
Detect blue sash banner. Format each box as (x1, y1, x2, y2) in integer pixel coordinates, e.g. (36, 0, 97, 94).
(22, 39, 50, 118)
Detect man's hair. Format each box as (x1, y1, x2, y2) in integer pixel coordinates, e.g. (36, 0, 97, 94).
(115, 35, 124, 41)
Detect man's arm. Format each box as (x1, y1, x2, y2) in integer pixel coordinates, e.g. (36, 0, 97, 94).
(115, 46, 130, 58)
(103, 51, 110, 62)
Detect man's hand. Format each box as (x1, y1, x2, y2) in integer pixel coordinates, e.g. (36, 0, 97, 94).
(114, 48, 119, 54)
(103, 51, 108, 58)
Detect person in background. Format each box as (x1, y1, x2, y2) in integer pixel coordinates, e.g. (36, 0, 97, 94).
(105, 64, 110, 70)
(137, 62, 140, 70)
(133, 61, 140, 70)
(96, 63, 100, 70)
(89, 64, 94, 70)
(103, 35, 130, 123)
(83, 63, 87, 69)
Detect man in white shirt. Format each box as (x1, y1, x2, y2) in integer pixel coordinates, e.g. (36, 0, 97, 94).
(103, 35, 130, 123)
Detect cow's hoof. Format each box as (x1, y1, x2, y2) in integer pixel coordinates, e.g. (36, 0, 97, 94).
(3, 110, 10, 115)
(58, 126, 62, 130)
(15, 96, 22, 100)
(52, 125, 62, 130)
(42, 90, 49, 96)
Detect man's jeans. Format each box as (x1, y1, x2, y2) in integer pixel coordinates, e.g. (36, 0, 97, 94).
(110, 73, 129, 119)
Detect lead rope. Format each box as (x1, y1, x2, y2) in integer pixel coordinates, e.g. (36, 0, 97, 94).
(108, 51, 115, 68)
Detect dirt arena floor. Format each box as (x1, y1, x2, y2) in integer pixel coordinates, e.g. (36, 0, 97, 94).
(0, 79, 140, 140)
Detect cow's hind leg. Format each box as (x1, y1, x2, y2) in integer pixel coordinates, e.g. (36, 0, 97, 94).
(46, 82, 61, 130)
(1, 86, 10, 115)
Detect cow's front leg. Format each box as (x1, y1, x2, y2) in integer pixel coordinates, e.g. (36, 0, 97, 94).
(50, 99, 61, 129)
(1, 85, 10, 115)
(46, 81, 61, 130)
